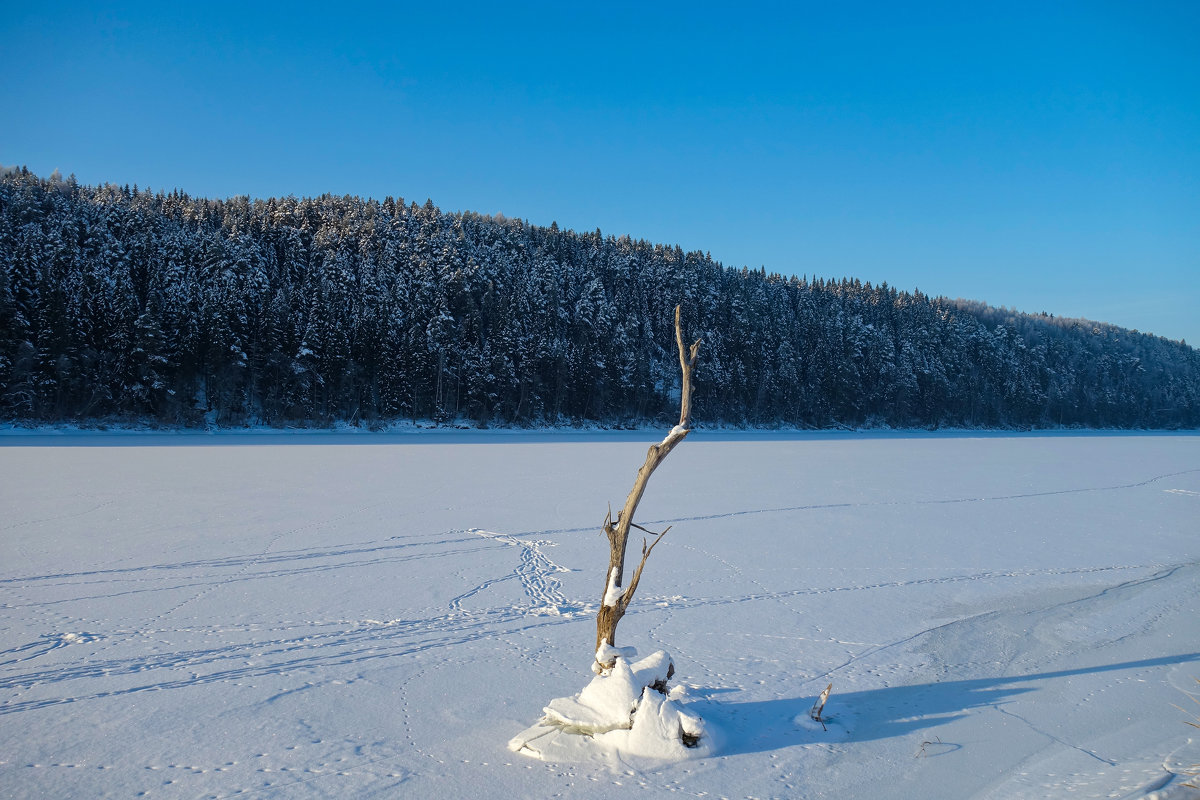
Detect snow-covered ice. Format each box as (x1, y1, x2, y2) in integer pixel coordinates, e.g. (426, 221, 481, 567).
(1, 431, 1198, 798)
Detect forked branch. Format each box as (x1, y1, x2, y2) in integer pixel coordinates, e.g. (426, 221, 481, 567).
(622, 525, 671, 606)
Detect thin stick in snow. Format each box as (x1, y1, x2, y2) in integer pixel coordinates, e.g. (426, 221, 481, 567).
(810, 683, 832, 731)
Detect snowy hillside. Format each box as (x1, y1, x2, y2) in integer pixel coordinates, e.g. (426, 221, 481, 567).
(1, 432, 1198, 798)
(4, 169, 1199, 431)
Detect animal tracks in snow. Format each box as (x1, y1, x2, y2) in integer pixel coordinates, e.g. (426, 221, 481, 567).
(0, 526, 593, 719)
(456, 528, 579, 616)
(494, 466, 1200, 542)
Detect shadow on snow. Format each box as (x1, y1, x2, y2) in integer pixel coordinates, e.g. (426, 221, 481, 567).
(702, 653, 1200, 756)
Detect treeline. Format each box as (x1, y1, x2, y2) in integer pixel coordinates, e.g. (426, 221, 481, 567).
(1, 167, 1197, 429)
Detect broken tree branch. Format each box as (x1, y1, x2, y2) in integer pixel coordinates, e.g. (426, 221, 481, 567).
(621, 526, 671, 608)
(628, 521, 670, 537)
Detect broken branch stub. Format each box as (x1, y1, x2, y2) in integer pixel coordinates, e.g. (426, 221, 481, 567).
(595, 305, 701, 670)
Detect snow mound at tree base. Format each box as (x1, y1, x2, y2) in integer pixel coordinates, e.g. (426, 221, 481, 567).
(508, 649, 714, 762)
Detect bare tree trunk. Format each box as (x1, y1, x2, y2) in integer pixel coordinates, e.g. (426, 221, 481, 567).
(594, 305, 701, 670)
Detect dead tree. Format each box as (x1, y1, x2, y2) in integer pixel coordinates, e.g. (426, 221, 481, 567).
(594, 305, 701, 670)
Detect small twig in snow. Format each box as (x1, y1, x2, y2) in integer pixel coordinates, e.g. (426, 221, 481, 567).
(809, 683, 832, 731)
(916, 736, 942, 758)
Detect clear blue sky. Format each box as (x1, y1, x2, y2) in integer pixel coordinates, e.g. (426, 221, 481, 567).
(3, 1, 1198, 344)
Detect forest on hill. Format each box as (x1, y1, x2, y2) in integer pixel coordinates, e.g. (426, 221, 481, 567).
(1, 167, 1197, 429)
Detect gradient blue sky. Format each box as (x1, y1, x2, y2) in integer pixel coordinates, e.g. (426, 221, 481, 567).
(3, 1, 1198, 344)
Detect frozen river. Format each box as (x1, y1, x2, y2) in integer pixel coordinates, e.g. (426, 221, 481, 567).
(2, 431, 1198, 798)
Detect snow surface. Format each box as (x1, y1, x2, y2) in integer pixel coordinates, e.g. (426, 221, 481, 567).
(1, 432, 1199, 798)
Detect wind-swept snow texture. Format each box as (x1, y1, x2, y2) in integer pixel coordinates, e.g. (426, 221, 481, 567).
(1, 432, 1198, 798)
